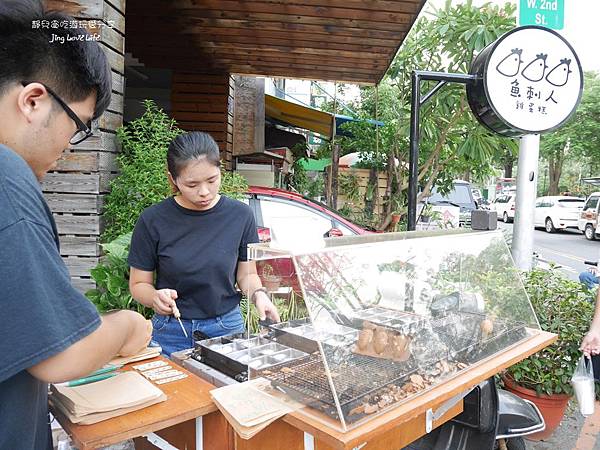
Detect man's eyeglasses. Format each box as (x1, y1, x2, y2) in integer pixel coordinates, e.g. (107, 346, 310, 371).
(21, 82, 93, 145)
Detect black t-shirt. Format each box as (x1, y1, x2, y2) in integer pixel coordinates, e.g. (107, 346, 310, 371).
(0, 146, 101, 450)
(128, 195, 259, 319)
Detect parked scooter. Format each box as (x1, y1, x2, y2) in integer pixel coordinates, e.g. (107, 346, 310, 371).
(404, 291, 545, 450)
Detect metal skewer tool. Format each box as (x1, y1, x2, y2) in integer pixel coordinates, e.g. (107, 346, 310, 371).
(172, 303, 188, 338)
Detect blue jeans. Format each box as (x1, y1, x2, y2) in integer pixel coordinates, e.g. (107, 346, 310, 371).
(150, 305, 245, 357)
(580, 271, 600, 291)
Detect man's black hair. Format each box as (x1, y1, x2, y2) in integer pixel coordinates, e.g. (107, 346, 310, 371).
(0, 0, 111, 119)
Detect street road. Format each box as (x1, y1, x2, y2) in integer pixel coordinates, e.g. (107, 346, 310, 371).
(497, 222, 600, 281)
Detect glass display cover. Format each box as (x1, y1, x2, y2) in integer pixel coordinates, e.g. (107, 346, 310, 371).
(246, 230, 540, 432)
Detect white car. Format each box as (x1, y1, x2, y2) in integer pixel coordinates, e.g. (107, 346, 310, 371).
(534, 196, 585, 233)
(491, 194, 516, 223)
(578, 192, 600, 240)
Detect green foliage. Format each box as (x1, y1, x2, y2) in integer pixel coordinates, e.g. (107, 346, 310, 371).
(103, 100, 182, 242)
(338, 173, 361, 203)
(240, 291, 308, 335)
(86, 232, 154, 318)
(541, 72, 600, 194)
(332, 2, 518, 216)
(506, 268, 595, 396)
(220, 170, 249, 200)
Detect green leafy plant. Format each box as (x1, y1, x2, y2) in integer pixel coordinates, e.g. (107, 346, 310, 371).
(241, 290, 308, 335)
(338, 173, 361, 204)
(505, 267, 595, 396)
(86, 232, 153, 318)
(220, 170, 249, 200)
(103, 100, 182, 242)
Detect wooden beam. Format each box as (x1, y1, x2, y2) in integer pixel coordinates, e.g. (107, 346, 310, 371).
(42, 173, 116, 194)
(59, 236, 101, 257)
(136, 54, 383, 78)
(54, 214, 102, 235)
(242, 0, 422, 15)
(63, 256, 100, 277)
(128, 1, 417, 25)
(128, 40, 390, 60)
(125, 16, 409, 40)
(46, 193, 104, 214)
(126, 10, 411, 32)
(135, 48, 389, 71)
(127, 35, 392, 55)
(125, 25, 401, 49)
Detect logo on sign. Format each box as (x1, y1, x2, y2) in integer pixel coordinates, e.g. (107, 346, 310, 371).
(484, 27, 582, 134)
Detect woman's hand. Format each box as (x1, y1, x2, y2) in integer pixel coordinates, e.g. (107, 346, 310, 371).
(152, 288, 178, 315)
(254, 291, 281, 322)
(581, 327, 600, 357)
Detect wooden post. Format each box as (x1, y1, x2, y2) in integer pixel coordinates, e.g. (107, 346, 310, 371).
(43, 0, 126, 292)
(331, 143, 340, 210)
(232, 76, 265, 156)
(329, 81, 339, 209)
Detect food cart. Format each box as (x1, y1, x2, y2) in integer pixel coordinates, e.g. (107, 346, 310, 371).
(186, 229, 555, 449)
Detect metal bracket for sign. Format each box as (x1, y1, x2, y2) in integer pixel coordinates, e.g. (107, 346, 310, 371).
(145, 432, 179, 450)
(144, 416, 202, 450)
(407, 71, 478, 231)
(425, 389, 471, 433)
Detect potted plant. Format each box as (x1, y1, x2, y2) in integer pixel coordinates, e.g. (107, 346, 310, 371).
(503, 267, 595, 440)
(260, 262, 282, 292)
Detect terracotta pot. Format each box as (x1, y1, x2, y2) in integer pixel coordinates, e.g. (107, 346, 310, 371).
(502, 375, 571, 441)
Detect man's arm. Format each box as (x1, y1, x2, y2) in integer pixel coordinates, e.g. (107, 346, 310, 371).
(27, 310, 152, 383)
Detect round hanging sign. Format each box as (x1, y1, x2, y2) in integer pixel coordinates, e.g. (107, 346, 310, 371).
(467, 25, 583, 137)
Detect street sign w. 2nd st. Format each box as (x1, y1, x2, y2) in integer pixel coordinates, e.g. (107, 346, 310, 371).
(519, 0, 564, 30)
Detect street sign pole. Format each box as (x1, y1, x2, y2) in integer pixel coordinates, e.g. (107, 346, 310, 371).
(512, 134, 540, 270)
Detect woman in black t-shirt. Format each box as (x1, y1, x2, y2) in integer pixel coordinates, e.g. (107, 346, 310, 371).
(128, 131, 280, 356)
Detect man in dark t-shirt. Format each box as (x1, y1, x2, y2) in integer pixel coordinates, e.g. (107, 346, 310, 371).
(0, 2, 152, 449)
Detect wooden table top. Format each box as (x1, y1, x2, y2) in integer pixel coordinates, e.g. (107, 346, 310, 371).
(50, 356, 217, 450)
(51, 329, 557, 450)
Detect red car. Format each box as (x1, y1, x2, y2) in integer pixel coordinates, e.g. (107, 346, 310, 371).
(244, 186, 371, 287)
(245, 186, 371, 241)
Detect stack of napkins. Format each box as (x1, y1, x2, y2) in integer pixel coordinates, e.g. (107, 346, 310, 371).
(50, 372, 166, 425)
(108, 346, 162, 366)
(210, 379, 300, 439)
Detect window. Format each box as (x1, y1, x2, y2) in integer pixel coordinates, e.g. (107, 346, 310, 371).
(429, 184, 474, 207)
(558, 199, 584, 208)
(584, 196, 599, 211)
(334, 221, 357, 236)
(258, 198, 334, 241)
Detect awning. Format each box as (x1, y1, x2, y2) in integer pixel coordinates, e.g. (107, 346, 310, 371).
(265, 94, 335, 139)
(582, 177, 600, 186)
(265, 95, 386, 140)
(297, 157, 331, 171)
(335, 114, 385, 137)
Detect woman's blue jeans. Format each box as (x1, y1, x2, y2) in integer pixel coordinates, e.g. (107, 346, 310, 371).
(150, 305, 245, 357)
